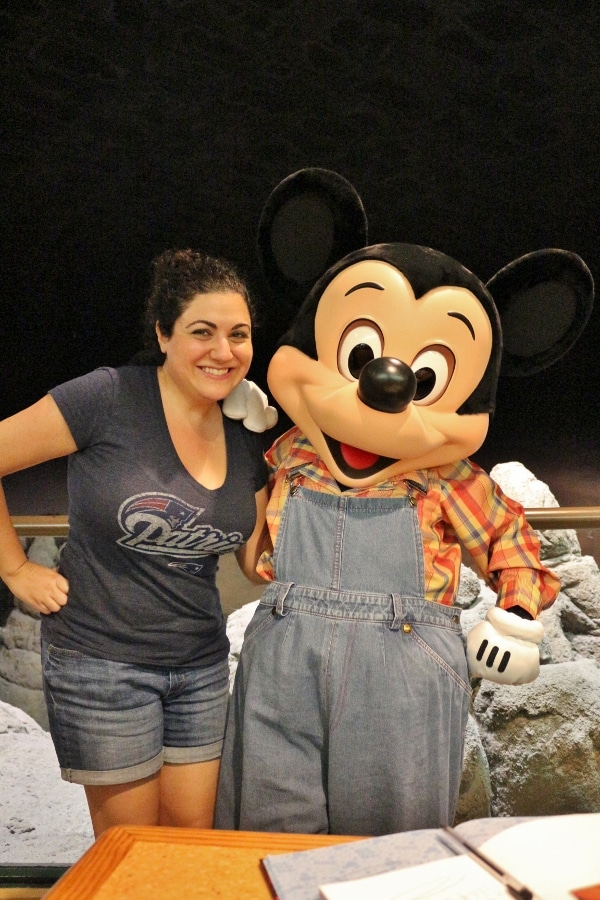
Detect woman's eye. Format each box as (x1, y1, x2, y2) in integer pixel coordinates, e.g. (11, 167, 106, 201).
(411, 347, 455, 405)
(338, 321, 384, 380)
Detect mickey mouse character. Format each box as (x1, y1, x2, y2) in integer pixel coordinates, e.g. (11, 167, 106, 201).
(216, 168, 594, 836)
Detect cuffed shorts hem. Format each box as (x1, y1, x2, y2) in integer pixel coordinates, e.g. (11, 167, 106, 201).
(163, 739, 223, 765)
(61, 739, 224, 785)
(61, 750, 164, 785)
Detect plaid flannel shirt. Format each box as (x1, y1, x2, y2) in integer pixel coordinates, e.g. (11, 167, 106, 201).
(257, 427, 559, 617)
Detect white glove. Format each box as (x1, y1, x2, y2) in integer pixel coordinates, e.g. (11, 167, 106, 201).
(222, 380, 278, 433)
(466, 606, 544, 685)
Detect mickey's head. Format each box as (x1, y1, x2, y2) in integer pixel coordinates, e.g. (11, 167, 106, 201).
(260, 168, 594, 488)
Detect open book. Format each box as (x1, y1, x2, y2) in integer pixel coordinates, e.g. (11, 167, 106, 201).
(263, 814, 600, 900)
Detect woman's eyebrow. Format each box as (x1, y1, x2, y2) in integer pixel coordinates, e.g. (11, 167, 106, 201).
(448, 311, 476, 340)
(185, 319, 250, 329)
(344, 282, 385, 296)
(186, 319, 215, 327)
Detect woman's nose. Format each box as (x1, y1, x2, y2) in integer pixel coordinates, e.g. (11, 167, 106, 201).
(210, 335, 234, 359)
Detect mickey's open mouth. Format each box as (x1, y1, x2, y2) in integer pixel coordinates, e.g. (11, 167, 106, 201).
(324, 434, 397, 479)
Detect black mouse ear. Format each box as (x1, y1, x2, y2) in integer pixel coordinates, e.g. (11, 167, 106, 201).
(257, 168, 368, 307)
(486, 249, 594, 376)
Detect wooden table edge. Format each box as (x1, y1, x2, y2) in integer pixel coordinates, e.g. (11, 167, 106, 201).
(44, 827, 363, 899)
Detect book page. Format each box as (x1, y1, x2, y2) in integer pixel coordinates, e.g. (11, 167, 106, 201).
(479, 813, 600, 900)
(318, 853, 506, 900)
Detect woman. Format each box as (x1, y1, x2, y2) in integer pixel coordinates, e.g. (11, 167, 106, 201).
(0, 249, 270, 837)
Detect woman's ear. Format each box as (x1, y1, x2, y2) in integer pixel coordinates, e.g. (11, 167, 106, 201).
(487, 249, 594, 376)
(155, 322, 168, 354)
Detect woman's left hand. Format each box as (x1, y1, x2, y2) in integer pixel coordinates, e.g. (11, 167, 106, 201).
(4, 560, 69, 615)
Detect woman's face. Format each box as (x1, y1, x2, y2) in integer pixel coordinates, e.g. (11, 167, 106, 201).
(156, 291, 253, 404)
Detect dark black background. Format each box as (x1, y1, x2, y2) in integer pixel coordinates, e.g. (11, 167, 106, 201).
(2, 0, 599, 514)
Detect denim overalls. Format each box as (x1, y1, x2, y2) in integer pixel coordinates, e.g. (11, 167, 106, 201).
(216, 477, 471, 836)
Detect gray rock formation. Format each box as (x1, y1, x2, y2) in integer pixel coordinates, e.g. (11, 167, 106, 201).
(0, 537, 62, 729)
(0, 701, 93, 863)
(473, 661, 600, 817)
(456, 462, 600, 821)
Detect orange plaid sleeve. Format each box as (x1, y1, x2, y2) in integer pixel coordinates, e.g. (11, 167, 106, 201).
(436, 459, 560, 617)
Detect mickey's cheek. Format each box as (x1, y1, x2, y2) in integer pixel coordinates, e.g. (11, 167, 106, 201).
(267, 348, 316, 401)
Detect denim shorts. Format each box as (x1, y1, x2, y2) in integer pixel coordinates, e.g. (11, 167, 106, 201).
(41, 641, 230, 786)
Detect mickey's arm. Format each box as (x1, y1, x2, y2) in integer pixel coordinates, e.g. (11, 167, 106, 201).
(442, 460, 560, 684)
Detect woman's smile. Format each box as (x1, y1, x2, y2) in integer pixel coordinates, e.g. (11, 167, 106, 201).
(158, 290, 253, 404)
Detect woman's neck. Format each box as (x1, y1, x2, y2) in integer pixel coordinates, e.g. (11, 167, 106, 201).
(157, 366, 222, 435)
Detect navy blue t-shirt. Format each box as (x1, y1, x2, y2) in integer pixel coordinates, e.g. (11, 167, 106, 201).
(42, 366, 267, 667)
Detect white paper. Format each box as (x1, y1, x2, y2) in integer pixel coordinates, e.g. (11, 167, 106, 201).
(480, 813, 600, 900)
(318, 853, 507, 900)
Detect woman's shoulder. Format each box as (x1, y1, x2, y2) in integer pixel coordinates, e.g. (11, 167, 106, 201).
(50, 366, 158, 439)
(50, 364, 154, 395)
(90, 365, 160, 403)
(112, 364, 156, 385)
(49, 366, 117, 408)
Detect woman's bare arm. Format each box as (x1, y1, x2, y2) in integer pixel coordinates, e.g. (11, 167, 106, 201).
(234, 485, 270, 584)
(0, 395, 76, 613)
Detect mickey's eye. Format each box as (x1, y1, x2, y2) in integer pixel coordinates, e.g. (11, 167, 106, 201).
(338, 320, 384, 381)
(411, 346, 455, 405)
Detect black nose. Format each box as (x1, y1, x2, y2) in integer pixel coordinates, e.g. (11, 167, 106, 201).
(357, 357, 417, 413)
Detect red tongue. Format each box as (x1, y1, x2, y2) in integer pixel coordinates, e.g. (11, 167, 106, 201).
(340, 443, 380, 470)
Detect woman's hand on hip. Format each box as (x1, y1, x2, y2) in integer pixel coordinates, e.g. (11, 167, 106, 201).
(4, 560, 69, 615)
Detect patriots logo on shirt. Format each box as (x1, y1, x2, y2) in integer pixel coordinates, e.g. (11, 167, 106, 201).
(117, 492, 244, 557)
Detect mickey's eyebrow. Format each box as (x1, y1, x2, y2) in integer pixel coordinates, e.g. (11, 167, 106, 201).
(342, 286, 477, 340)
(448, 311, 476, 340)
(345, 282, 385, 296)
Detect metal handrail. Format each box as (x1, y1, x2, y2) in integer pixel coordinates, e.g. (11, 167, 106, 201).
(12, 516, 70, 537)
(523, 508, 600, 530)
(10, 508, 600, 537)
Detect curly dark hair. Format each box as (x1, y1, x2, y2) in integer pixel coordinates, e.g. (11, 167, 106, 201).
(135, 248, 255, 364)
